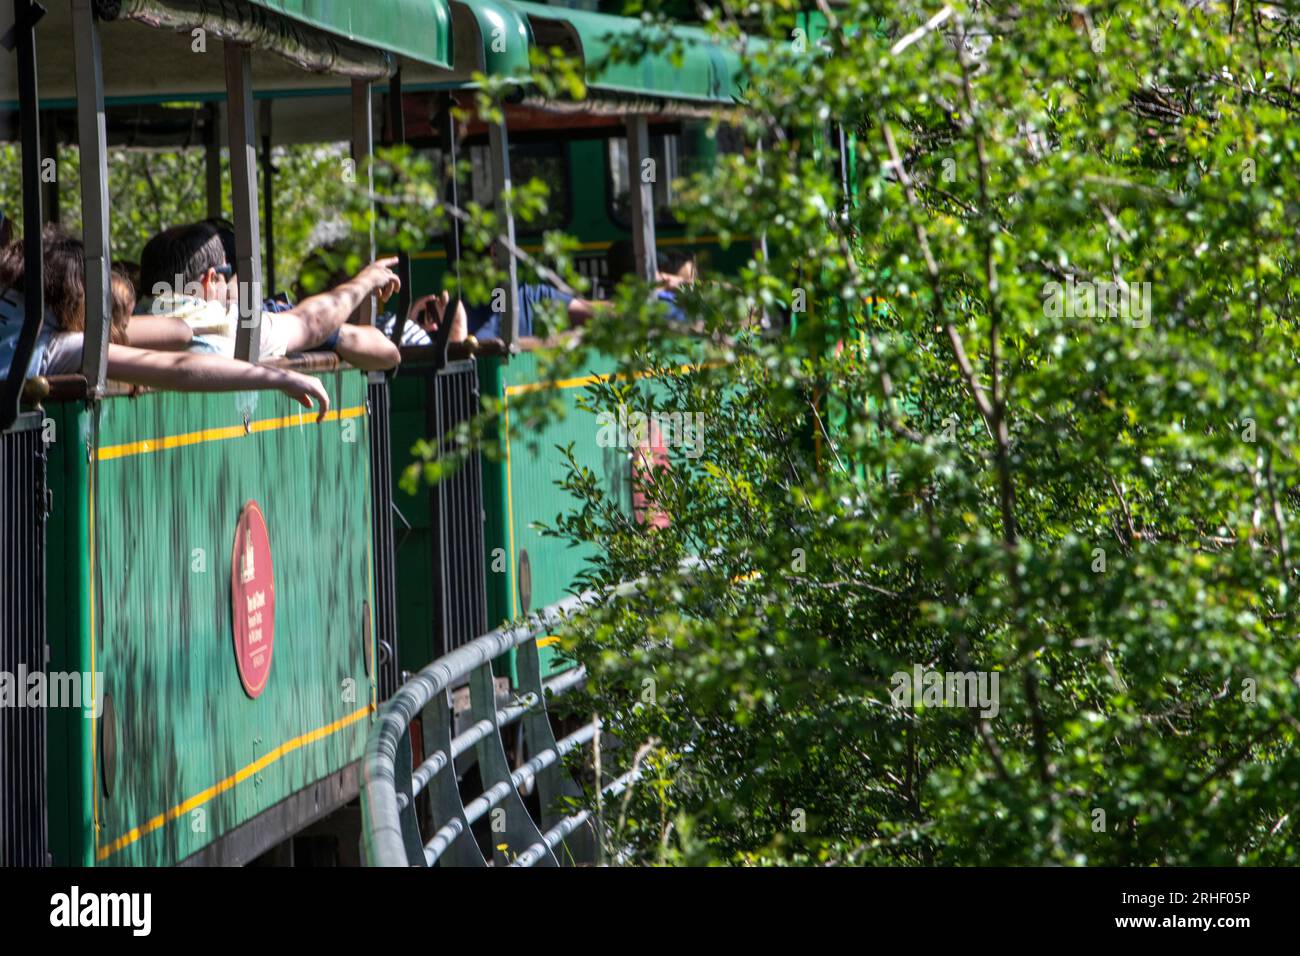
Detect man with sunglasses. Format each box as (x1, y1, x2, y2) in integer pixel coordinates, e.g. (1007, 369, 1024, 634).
(136, 221, 401, 369)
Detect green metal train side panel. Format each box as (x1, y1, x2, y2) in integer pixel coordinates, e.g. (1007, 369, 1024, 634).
(45, 370, 377, 866)
(45, 400, 96, 866)
(387, 371, 438, 676)
(479, 349, 638, 680)
(407, 138, 751, 299)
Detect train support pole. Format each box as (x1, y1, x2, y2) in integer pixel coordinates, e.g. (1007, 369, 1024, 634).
(224, 41, 263, 363)
(205, 102, 223, 219)
(352, 79, 377, 326)
(487, 119, 520, 351)
(384, 69, 412, 345)
(260, 99, 275, 297)
(0, 0, 46, 433)
(71, 0, 111, 393)
(625, 115, 658, 283)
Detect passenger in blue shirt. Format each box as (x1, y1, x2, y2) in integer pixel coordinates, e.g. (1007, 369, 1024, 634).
(449, 236, 698, 343)
(465, 282, 585, 340)
(605, 239, 695, 325)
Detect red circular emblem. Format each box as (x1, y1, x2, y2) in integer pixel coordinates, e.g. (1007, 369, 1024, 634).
(231, 500, 275, 698)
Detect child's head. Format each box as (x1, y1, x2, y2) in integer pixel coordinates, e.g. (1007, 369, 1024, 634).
(662, 249, 697, 284)
(110, 268, 135, 344)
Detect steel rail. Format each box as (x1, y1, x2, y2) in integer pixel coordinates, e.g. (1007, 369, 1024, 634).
(363, 590, 611, 865)
(422, 721, 597, 865)
(403, 665, 588, 807)
(511, 765, 642, 868)
(362, 559, 701, 866)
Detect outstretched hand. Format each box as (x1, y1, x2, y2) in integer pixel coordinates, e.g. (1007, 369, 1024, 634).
(278, 370, 331, 422)
(359, 257, 402, 307)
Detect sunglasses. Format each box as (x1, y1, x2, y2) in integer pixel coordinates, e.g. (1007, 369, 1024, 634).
(213, 264, 234, 278)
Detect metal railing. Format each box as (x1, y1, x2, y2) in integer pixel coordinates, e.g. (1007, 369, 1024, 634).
(361, 576, 655, 867)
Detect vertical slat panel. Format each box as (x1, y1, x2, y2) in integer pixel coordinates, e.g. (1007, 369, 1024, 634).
(427, 360, 488, 660)
(368, 379, 401, 700)
(0, 425, 49, 866)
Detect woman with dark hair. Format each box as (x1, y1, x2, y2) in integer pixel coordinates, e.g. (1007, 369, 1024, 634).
(0, 226, 332, 418)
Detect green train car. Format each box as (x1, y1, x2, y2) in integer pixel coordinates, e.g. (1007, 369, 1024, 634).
(0, 0, 761, 866)
(41, 366, 376, 866)
(403, 116, 752, 299)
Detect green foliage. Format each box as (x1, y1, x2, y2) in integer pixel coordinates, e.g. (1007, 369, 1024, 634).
(532, 1, 1300, 865)
(0, 139, 351, 290)
(45, 0, 1299, 866)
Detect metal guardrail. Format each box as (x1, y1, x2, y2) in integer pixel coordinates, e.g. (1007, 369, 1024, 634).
(361, 577, 656, 867)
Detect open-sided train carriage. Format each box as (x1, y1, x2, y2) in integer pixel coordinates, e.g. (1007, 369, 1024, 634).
(0, 0, 463, 868)
(0, 0, 757, 866)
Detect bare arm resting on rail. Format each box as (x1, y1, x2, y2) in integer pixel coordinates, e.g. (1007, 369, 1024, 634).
(331, 323, 401, 371)
(279, 257, 403, 356)
(123, 315, 193, 350)
(105, 344, 331, 420)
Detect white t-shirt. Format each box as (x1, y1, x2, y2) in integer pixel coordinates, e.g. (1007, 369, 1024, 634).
(379, 309, 432, 347)
(137, 292, 292, 358)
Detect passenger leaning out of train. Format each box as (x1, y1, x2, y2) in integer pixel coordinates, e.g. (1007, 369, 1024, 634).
(604, 240, 695, 325)
(136, 221, 402, 370)
(0, 225, 331, 418)
(294, 240, 467, 349)
(447, 233, 605, 344)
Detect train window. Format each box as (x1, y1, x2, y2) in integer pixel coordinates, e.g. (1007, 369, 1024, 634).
(413, 140, 570, 239)
(607, 133, 680, 228)
(468, 140, 570, 235)
(606, 122, 743, 229)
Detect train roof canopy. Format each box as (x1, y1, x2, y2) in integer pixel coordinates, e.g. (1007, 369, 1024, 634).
(218, 0, 453, 71)
(511, 2, 749, 105)
(447, 0, 533, 82)
(1, 0, 452, 108)
(0, 0, 760, 139)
